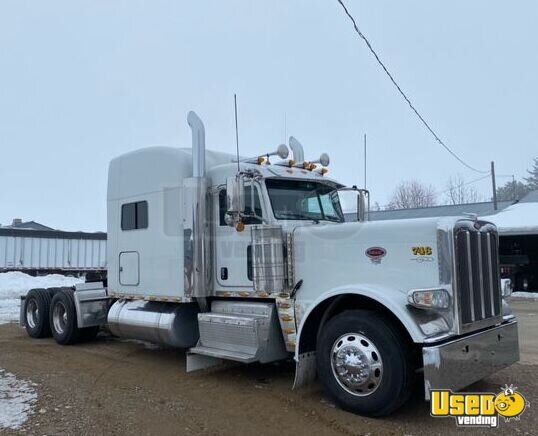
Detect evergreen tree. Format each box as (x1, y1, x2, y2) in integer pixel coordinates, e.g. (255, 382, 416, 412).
(524, 157, 538, 189)
(496, 180, 531, 201)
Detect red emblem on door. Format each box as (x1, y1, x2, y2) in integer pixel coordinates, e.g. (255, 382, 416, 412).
(365, 247, 386, 264)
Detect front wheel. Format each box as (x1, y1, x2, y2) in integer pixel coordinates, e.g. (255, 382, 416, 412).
(316, 310, 414, 417)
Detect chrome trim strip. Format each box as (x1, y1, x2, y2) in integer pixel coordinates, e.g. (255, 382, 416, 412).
(487, 232, 496, 316)
(477, 232, 486, 319)
(465, 231, 475, 322)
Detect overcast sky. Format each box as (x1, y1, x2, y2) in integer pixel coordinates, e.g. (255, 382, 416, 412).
(1, 1, 537, 231)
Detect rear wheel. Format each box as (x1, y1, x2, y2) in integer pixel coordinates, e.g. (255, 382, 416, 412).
(50, 289, 81, 345)
(24, 288, 52, 338)
(316, 310, 414, 417)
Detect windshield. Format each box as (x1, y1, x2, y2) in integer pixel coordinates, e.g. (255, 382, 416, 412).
(265, 179, 344, 222)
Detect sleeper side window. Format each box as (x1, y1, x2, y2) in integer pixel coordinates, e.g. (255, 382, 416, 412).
(121, 201, 148, 230)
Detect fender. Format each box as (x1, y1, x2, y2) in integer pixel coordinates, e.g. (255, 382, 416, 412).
(295, 283, 427, 361)
(292, 284, 429, 389)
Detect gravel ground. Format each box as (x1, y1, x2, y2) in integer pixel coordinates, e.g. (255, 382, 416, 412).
(0, 298, 536, 436)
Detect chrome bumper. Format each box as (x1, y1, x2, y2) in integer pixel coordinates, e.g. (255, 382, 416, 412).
(423, 321, 519, 399)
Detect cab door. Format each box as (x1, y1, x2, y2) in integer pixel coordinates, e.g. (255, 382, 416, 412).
(214, 184, 264, 290)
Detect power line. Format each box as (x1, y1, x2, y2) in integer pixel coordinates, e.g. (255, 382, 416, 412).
(435, 174, 490, 197)
(335, 0, 490, 175)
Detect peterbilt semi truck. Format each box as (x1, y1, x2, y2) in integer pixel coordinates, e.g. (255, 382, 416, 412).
(20, 112, 519, 416)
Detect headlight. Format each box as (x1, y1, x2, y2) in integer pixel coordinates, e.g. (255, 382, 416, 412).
(407, 289, 450, 310)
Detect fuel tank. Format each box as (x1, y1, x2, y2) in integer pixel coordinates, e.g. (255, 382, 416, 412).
(107, 300, 199, 348)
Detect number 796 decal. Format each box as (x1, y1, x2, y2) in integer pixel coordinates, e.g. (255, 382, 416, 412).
(412, 246, 433, 256)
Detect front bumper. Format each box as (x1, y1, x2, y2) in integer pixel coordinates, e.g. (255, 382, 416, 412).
(423, 320, 519, 399)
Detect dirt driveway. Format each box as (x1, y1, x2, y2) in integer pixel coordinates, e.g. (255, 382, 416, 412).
(0, 299, 536, 436)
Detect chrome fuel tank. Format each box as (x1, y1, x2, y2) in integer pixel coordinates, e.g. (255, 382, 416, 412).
(107, 300, 199, 348)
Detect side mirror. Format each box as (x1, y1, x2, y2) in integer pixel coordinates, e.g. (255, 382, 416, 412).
(357, 191, 366, 222)
(226, 176, 245, 226)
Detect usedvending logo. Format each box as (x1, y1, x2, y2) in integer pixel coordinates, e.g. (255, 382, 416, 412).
(430, 385, 528, 427)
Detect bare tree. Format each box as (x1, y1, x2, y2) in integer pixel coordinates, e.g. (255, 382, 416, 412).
(445, 175, 483, 205)
(387, 180, 437, 209)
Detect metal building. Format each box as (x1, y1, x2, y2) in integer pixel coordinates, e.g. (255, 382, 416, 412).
(0, 219, 106, 276)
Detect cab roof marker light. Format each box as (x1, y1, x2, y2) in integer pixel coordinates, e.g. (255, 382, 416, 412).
(314, 167, 329, 176)
(275, 159, 296, 167)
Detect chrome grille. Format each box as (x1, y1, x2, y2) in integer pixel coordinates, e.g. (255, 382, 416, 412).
(454, 223, 502, 331)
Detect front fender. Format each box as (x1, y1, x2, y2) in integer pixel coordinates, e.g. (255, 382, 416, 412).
(295, 284, 428, 361)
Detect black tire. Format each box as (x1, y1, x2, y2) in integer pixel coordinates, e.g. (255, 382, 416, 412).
(49, 289, 81, 345)
(24, 288, 52, 338)
(317, 310, 414, 417)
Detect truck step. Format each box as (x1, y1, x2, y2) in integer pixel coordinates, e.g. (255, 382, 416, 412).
(188, 301, 288, 365)
(188, 345, 258, 363)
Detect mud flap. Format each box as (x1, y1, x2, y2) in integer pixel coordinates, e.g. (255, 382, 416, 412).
(19, 296, 26, 327)
(293, 351, 317, 389)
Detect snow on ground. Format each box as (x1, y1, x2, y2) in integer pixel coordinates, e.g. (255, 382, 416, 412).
(0, 369, 37, 430)
(511, 291, 538, 300)
(0, 272, 83, 325)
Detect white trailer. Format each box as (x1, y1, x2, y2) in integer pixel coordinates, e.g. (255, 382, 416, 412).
(19, 112, 519, 416)
(0, 228, 106, 275)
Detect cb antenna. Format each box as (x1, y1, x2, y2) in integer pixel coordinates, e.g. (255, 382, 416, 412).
(234, 94, 240, 172)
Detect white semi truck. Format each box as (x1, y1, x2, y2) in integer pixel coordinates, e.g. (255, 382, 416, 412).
(20, 112, 519, 416)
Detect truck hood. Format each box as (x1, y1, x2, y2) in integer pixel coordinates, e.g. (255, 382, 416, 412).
(292, 217, 458, 300)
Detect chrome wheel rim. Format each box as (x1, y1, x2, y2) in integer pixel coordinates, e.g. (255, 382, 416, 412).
(26, 299, 39, 329)
(52, 301, 68, 335)
(330, 332, 383, 397)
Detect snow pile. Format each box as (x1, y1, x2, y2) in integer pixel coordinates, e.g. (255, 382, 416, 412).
(0, 272, 83, 325)
(0, 369, 37, 430)
(482, 202, 538, 235)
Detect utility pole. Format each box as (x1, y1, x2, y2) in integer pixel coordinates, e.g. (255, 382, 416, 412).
(363, 134, 367, 190)
(491, 161, 498, 210)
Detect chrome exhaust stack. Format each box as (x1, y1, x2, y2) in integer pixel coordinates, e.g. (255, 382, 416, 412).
(184, 111, 210, 299)
(188, 111, 206, 178)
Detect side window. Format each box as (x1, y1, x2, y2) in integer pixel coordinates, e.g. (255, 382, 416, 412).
(243, 186, 263, 225)
(121, 201, 148, 230)
(218, 187, 263, 226)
